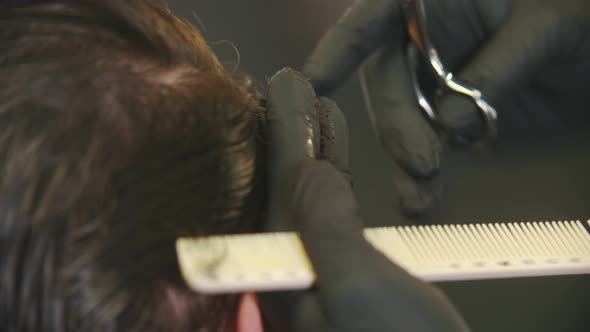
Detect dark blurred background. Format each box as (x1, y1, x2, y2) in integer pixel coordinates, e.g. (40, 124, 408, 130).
(165, 1, 589, 331)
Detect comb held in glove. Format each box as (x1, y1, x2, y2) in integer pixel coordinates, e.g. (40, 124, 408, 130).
(176, 220, 590, 294)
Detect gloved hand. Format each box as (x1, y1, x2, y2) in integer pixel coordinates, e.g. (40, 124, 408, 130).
(264, 67, 350, 233)
(302, 0, 590, 216)
(260, 68, 469, 332)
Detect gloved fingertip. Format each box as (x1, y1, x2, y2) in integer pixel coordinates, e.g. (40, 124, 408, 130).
(269, 67, 315, 93)
(399, 194, 435, 217)
(438, 95, 485, 142)
(396, 177, 443, 217)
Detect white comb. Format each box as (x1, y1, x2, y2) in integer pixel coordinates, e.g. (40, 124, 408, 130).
(176, 220, 590, 294)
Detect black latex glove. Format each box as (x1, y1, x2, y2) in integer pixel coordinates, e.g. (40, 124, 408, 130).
(264, 68, 350, 233)
(261, 68, 469, 332)
(303, 0, 590, 216)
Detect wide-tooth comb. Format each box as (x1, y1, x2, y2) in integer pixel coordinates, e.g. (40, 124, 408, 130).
(176, 220, 590, 294)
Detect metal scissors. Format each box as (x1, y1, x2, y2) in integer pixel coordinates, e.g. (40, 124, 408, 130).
(401, 0, 498, 143)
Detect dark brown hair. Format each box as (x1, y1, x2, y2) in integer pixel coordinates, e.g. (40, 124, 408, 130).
(0, 0, 265, 331)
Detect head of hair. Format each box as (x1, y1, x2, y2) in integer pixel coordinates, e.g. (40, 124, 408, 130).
(0, 1, 265, 331)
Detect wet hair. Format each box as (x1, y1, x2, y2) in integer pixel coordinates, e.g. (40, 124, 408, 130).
(0, 0, 265, 331)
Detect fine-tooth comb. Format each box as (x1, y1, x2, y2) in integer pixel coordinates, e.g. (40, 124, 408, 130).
(176, 220, 590, 294)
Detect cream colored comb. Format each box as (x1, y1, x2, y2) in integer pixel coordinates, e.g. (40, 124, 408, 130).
(176, 220, 590, 294)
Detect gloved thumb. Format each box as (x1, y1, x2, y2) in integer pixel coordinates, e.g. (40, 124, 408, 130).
(436, 8, 581, 141)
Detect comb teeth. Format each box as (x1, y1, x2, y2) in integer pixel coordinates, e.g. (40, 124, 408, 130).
(367, 221, 590, 282)
(176, 220, 590, 294)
